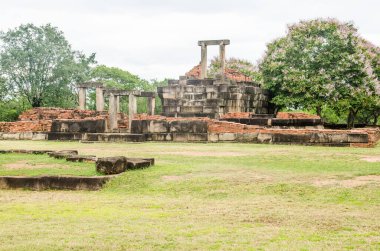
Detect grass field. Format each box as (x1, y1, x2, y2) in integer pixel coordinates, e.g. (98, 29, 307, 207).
(0, 153, 97, 176)
(0, 140, 379, 250)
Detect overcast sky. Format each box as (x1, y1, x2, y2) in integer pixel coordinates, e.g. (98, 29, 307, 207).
(0, 0, 379, 80)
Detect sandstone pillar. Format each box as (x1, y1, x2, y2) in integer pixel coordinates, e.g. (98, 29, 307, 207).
(147, 97, 155, 115)
(116, 96, 120, 113)
(200, 44, 207, 79)
(128, 94, 137, 132)
(109, 93, 118, 131)
(95, 87, 104, 112)
(219, 44, 226, 79)
(78, 87, 86, 110)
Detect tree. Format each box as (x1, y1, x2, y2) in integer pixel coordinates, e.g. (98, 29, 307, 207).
(0, 23, 95, 108)
(90, 65, 151, 91)
(90, 65, 161, 113)
(259, 19, 380, 127)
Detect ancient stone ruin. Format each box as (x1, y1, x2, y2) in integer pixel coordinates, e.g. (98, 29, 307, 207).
(158, 39, 271, 118)
(0, 149, 154, 190)
(0, 39, 379, 147)
(77, 82, 156, 131)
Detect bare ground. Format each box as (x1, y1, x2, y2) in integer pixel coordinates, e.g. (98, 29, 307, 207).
(361, 156, 380, 162)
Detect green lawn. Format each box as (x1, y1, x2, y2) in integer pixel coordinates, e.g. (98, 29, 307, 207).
(0, 140, 379, 250)
(0, 153, 98, 176)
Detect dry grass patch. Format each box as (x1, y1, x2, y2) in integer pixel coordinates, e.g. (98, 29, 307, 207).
(3, 160, 73, 170)
(312, 175, 380, 188)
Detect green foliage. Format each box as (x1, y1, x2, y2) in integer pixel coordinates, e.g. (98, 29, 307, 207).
(0, 101, 24, 121)
(259, 18, 380, 127)
(90, 65, 167, 114)
(0, 77, 29, 121)
(149, 79, 168, 114)
(91, 65, 150, 91)
(0, 23, 95, 108)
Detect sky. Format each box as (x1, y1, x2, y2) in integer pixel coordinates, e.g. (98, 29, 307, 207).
(0, 0, 379, 80)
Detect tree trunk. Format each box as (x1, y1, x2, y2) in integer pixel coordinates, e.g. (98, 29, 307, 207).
(347, 108, 358, 129)
(273, 106, 279, 116)
(32, 97, 42, 107)
(316, 106, 322, 117)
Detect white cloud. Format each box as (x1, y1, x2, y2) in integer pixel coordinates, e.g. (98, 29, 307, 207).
(0, 0, 379, 79)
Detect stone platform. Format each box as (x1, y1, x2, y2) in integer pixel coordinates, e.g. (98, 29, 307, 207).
(158, 78, 271, 119)
(0, 175, 115, 191)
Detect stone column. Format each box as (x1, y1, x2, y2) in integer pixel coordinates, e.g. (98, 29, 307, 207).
(95, 87, 104, 112)
(200, 44, 207, 79)
(219, 44, 226, 79)
(147, 97, 155, 115)
(78, 87, 86, 110)
(128, 94, 137, 132)
(116, 96, 120, 113)
(108, 93, 118, 131)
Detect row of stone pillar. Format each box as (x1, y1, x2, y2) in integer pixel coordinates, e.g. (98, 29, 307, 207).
(78, 86, 155, 132)
(78, 86, 107, 112)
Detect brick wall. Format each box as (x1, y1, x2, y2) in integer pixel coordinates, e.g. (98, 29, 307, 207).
(131, 117, 379, 147)
(18, 107, 108, 121)
(276, 112, 320, 119)
(1, 108, 112, 133)
(0, 120, 52, 132)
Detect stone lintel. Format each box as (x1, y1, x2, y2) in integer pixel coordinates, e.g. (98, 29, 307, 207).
(140, 91, 156, 98)
(198, 39, 230, 46)
(77, 81, 104, 88)
(104, 89, 141, 96)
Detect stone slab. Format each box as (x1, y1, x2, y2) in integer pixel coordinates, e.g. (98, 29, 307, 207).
(0, 175, 114, 190)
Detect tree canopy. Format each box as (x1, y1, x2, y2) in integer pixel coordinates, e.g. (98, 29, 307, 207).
(0, 23, 95, 108)
(89, 65, 166, 113)
(259, 18, 380, 127)
(90, 65, 151, 91)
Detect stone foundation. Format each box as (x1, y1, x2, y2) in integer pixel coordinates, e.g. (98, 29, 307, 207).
(0, 108, 378, 147)
(158, 78, 271, 118)
(0, 175, 114, 191)
(130, 118, 378, 147)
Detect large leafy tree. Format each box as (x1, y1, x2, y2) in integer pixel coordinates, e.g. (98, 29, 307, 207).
(89, 65, 162, 113)
(259, 19, 379, 127)
(90, 65, 151, 91)
(0, 23, 95, 108)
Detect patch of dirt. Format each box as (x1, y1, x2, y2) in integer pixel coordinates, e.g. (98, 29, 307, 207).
(361, 156, 380, 162)
(313, 175, 380, 188)
(3, 160, 71, 170)
(162, 151, 248, 157)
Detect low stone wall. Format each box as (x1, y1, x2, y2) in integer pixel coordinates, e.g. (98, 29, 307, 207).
(131, 119, 377, 146)
(51, 119, 107, 133)
(221, 118, 323, 128)
(84, 133, 145, 142)
(131, 119, 208, 134)
(0, 132, 48, 140)
(0, 108, 130, 134)
(208, 131, 368, 146)
(0, 175, 114, 190)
